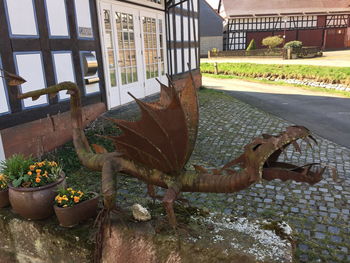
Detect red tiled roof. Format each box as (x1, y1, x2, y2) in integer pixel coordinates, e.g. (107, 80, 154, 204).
(220, 0, 350, 18)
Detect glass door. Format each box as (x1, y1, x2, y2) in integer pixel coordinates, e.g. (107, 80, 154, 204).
(140, 11, 167, 96)
(113, 5, 144, 104)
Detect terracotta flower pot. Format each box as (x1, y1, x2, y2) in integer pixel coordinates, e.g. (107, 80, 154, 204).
(0, 189, 10, 208)
(54, 193, 99, 227)
(8, 175, 66, 220)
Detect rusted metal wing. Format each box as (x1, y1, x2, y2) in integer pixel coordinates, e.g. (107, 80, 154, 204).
(109, 84, 189, 175)
(176, 74, 199, 164)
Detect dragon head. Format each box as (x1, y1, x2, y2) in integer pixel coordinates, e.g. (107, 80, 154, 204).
(223, 126, 325, 185)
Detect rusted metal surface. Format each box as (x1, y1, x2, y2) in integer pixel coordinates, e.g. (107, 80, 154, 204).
(108, 77, 191, 175)
(15, 70, 332, 262)
(0, 68, 26, 86)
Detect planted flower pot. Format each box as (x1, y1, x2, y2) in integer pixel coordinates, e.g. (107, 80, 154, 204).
(54, 192, 99, 227)
(9, 175, 65, 220)
(0, 189, 10, 208)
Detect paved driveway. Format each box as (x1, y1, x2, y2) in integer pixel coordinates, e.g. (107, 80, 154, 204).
(203, 76, 350, 148)
(202, 50, 350, 67)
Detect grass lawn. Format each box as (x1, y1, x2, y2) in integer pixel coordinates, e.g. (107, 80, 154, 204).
(202, 73, 350, 98)
(201, 62, 350, 85)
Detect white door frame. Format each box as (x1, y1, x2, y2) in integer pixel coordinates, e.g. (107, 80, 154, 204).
(98, 2, 121, 109)
(97, 0, 167, 108)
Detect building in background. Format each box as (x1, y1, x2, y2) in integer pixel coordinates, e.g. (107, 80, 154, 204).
(199, 0, 223, 57)
(0, 0, 201, 161)
(215, 0, 350, 50)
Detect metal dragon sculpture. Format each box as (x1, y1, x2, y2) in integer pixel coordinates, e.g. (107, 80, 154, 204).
(13, 71, 326, 260)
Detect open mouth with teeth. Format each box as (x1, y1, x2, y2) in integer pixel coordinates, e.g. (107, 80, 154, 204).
(248, 125, 326, 185)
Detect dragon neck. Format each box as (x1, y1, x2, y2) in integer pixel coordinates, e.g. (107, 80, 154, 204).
(18, 82, 112, 169)
(179, 170, 257, 193)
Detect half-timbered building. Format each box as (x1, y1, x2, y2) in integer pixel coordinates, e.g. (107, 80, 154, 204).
(0, 0, 200, 161)
(214, 0, 350, 50)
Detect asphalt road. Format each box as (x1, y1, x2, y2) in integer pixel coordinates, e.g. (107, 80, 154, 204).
(203, 76, 350, 148)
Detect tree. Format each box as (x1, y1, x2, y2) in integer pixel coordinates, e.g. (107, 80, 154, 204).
(246, 39, 256, 51)
(262, 36, 283, 50)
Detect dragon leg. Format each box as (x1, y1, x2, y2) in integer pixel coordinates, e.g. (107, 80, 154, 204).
(102, 159, 120, 210)
(163, 188, 179, 228)
(147, 184, 163, 202)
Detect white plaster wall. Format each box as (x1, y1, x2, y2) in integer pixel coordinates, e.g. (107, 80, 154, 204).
(200, 36, 223, 56)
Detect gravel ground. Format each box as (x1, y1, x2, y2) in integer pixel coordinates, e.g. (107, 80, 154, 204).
(95, 88, 350, 263)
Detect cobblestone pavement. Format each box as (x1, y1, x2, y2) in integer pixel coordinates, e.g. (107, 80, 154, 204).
(104, 88, 350, 263)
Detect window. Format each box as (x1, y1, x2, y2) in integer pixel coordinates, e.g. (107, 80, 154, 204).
(326, 15, 349, 28)
(115, 12, 138, 85)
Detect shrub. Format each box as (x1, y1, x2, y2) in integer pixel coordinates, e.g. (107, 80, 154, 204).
(284, 40, 303, 49)
(262, 36, 283, 49)
(246, 39, 257, 51)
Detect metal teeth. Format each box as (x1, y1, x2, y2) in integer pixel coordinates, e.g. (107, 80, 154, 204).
(302, 137, 313, 149)
(308, 135, 318, 145)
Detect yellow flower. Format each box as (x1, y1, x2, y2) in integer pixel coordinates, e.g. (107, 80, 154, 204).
(35, 169, 41, 173)
(0, 174, 4, 180)
(73, 196, 80, 203)
(58, 200, 62, 204)
(38, 162, 43, 167)
(35, 177, 41, 183)
(29, 165, 35, 171)
(63, 205, 67, 208)
(27, 171, 32, 176)
(67, 188, 73, 191)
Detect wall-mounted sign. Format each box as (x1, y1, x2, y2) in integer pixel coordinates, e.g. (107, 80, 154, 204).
(78, 27, 93, 38)
(74, 0, 93, 39)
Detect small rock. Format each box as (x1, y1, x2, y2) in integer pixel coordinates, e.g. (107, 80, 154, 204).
(132, 204, 151, 222)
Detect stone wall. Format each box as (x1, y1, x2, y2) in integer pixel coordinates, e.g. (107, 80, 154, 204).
(0, 206, 294, 263)
(0, 208, 93, 263)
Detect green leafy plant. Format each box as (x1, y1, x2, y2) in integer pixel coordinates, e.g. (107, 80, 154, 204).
(262, 36, 283, 50)
(284, 40, 303, 49)
(0, 155, 62, 188)
(246, 39, 257, 51)
(0, 155, 33, 187)
(55, 187, 94, 208)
